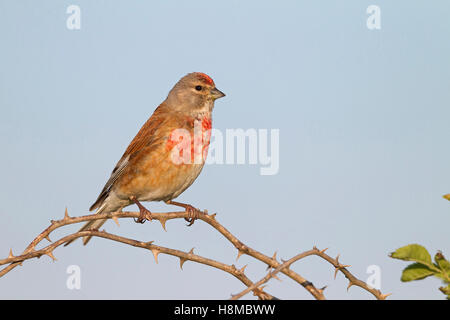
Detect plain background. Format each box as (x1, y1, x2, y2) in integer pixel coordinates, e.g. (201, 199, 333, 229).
(0, 0, 449, 299)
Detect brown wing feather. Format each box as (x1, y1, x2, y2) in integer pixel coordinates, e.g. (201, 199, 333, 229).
(89, 103, 171, 211)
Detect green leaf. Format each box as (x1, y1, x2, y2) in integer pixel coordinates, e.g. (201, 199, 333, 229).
(434, 273, 449, 282)
(401, 263, 435, 282)
(390, 244, 432, 266)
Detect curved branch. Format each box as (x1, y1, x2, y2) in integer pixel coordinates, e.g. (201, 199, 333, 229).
(193, 212, 326, 300)
(308, 247, 391, 300)
(231, 246, 391, 300)
(231, 249, 319, 300)
(2, 229, 274, 300)
(1, 209, 324, 299)
(0, 208, 390, 300)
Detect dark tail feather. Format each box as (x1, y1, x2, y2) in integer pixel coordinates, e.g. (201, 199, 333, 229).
(65, 191, 109, 247)
(89, 189, 109, 212)
(64, 217, 108, 246)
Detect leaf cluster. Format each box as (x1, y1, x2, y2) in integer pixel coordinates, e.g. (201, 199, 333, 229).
(390, 244, 450, 299)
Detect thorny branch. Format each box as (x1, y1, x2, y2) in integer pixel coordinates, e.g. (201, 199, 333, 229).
(0, 208, 390, 300)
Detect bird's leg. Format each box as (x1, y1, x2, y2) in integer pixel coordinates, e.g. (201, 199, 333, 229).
(130, 196, 152, 224)
(165, 200, 200, 226)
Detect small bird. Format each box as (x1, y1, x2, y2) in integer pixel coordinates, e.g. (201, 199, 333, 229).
(66, 72, 225, 245)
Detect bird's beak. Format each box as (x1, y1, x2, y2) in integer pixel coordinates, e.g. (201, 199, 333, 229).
(211, 87, 226, 100)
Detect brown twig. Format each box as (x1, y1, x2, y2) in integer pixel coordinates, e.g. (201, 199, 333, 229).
(309, 246, 391, 300)
(194, 212, 326, 299)
(2, 229, 274, 300)
(1, 209, 323, 299)
(0, 208, 390, 300)
(230, 246, 391, 300)
(231, 249, 319, 300)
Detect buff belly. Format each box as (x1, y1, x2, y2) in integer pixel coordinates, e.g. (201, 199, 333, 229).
(114, 154, 206, 203)
(141, 162, 205, 201)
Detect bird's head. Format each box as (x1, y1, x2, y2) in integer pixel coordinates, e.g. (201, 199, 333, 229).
(166, 72, 225, 114)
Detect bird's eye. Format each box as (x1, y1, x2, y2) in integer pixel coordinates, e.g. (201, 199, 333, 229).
(195, 85, 202, 91)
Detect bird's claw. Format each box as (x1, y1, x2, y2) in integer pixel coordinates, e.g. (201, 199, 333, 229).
(184, 205, 199, 226)
(133, 204, 152, 224)
(130, 196, 152, 224)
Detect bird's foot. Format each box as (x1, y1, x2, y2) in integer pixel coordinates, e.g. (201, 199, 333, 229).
(135, 207, 152, 224)
(130, 196, 152, 224)
(165, 200, 201, 226)
(184, 205, 200, 226)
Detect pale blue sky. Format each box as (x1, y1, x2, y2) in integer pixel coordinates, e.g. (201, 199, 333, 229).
(0, 0, 449, 299)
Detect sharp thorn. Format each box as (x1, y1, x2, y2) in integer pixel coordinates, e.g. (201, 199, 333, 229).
(44, 235, 52, 242)
(210, 213, 217, 220)
(8, 249, 14, 259)
(380, 293, 392, 300)
(236, 250, 244, 261)
(272, 251, 277, 261)
(188, 248, 195, 255)
(151, 249, 160, 263)
(159, 218, 167, 231)
(179, 257, 187, 270)
(239, 264, 247, 274)
(64, 207, 70, 220)
(347, 282, 354, 291)
(320, 248, 328, 254)
(46, 251, 57, 262)
(111, 215, 120, 227)
(333, 263, 349, 279)
(272, 273, 282, 281)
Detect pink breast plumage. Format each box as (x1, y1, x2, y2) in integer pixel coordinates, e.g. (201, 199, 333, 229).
(166, 116, 212, 165)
